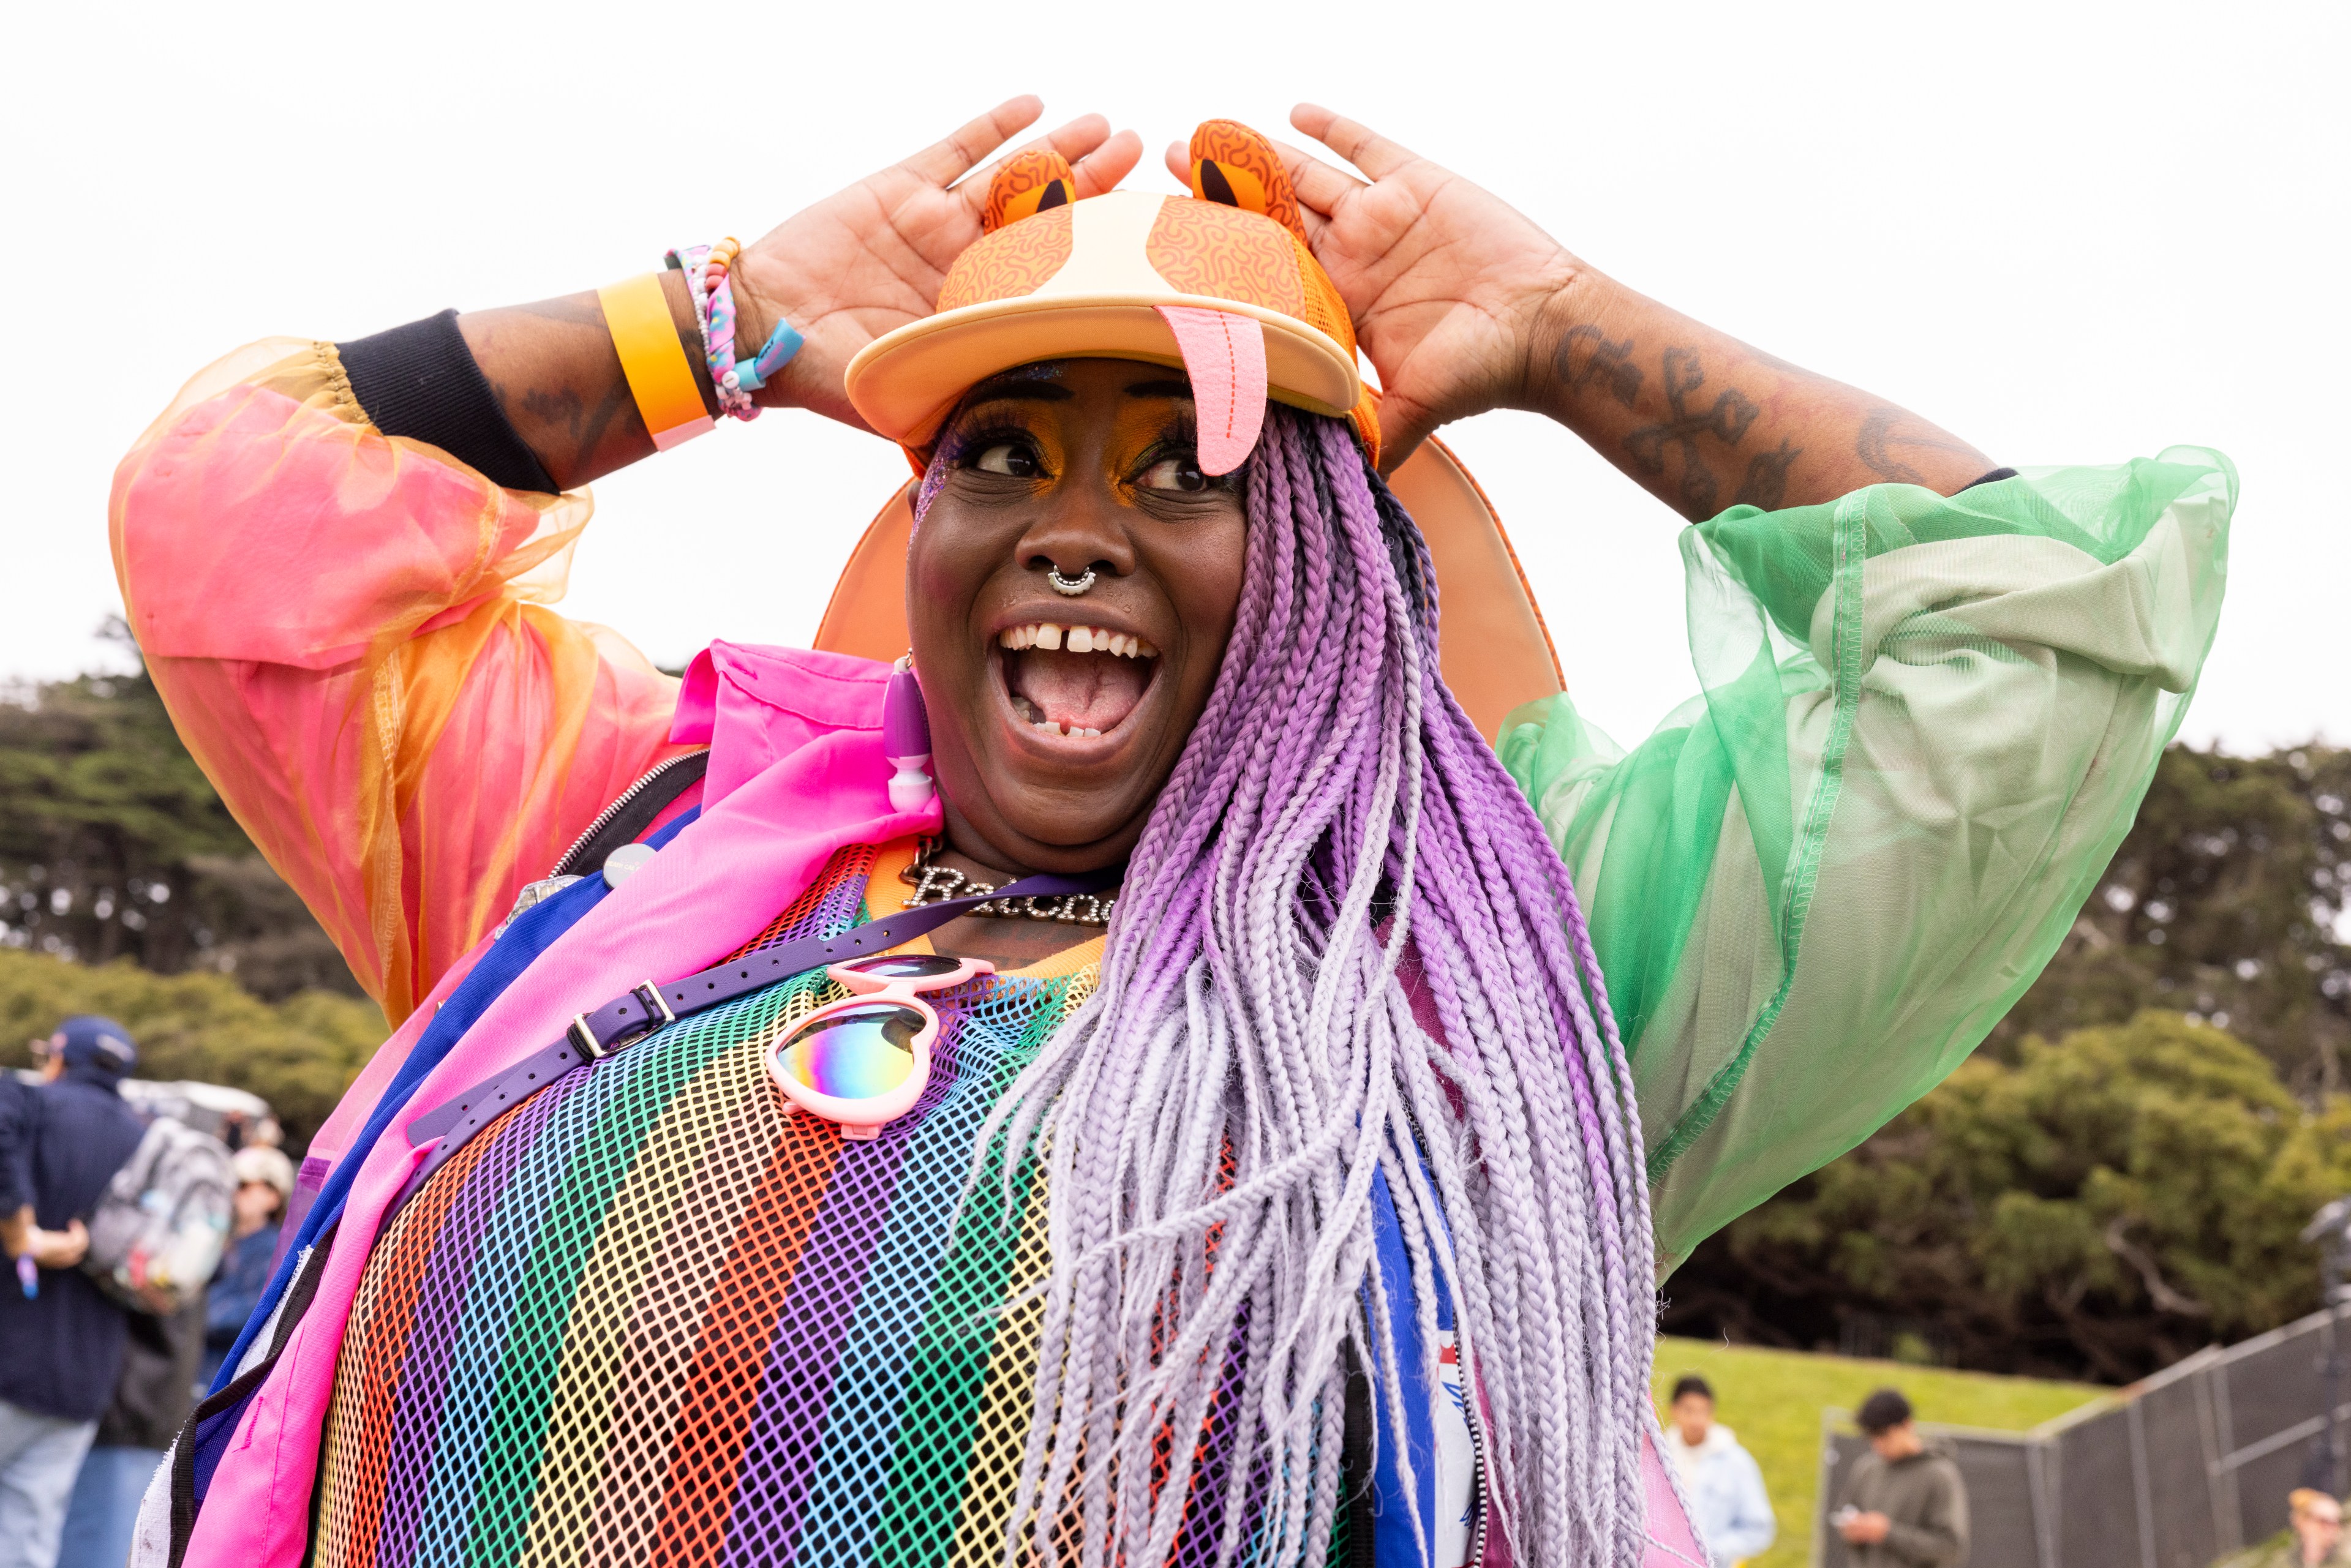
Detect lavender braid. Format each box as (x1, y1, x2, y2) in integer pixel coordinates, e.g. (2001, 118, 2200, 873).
(970, 407, 1655, 1567)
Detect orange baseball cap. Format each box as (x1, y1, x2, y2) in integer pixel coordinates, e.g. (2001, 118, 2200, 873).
(827, 119, 1563, 738)
(848, 120, 1378, 475)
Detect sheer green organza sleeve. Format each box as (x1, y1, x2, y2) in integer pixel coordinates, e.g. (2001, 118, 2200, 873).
(1501, 449, 2235, 1275)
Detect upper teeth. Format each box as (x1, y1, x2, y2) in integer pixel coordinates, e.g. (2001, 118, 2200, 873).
(998, 624, 1157, 658)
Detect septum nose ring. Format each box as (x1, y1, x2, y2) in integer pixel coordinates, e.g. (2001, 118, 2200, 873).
(1047, 567, 1096, 597)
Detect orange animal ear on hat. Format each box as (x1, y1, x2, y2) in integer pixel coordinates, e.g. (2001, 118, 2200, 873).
(983, 148, 1077, 234)
(1188, 120, 1306, 243)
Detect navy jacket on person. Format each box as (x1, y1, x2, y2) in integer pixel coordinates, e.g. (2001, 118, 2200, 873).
(0, 1073, 31, 1212)
(0, 1065, 148, 1421)
(200, 1224, 280, 1387)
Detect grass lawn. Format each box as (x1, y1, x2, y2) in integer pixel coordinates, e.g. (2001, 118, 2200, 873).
(1651, 1337, 2105, 1568)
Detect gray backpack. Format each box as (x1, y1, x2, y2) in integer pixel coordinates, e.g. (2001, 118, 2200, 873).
(83, 1116, 234, 1313)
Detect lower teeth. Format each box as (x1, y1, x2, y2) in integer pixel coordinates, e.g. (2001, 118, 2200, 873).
(1011, 694, 1104, 738)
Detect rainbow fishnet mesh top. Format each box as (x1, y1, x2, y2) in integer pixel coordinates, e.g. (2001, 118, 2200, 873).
(312, 841, 1121, 1568)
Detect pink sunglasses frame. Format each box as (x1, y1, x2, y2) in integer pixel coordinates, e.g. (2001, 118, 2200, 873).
(765, 953, 995, 1139)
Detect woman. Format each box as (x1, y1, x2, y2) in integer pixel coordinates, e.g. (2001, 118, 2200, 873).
(113, 101, 2229, 1568)
(198, 1146, 294, 1390)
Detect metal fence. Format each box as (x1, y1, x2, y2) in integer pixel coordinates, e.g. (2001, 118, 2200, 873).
(1810, 1305, 2351, 1567)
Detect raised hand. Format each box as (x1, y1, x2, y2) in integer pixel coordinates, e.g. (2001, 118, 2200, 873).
(739, 99, 1142, 429)
(1165, 105, 1990, 512)
(1168, 106, 1580, 470)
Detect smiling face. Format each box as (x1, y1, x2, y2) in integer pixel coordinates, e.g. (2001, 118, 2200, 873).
(906, 358, 1249, 876)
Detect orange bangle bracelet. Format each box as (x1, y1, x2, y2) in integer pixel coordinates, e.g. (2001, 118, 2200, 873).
(598, 272, 713, 451)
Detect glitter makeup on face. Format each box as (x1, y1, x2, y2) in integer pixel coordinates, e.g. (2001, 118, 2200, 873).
(912, 445, 952, 531)
(912, 363, 1067, 534)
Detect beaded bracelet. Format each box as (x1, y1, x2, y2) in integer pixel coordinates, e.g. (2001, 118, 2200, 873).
(665, 239, 805, 423)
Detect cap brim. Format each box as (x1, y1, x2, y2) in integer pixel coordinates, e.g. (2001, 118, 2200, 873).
(812, 435, 1562, 741)
(845, 293, 1361, 449)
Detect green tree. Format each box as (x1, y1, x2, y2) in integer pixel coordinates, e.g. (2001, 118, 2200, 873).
(0, 950, 383, 1155)
(1990, 743, 2351, 1095)
(0, 625, 359, 1000)
(1665, 1011, 2351, 1382)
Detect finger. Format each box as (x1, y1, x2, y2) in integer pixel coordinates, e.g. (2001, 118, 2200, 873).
(1375, 415, 1434, 478)
(1040, 114, 1116, 175)
(1263, 135, 1359, 228)
(1069, 129, 1143, 198)
(954, 114, 1118, 214)
(903, 96, 1045, 188)
(1369, 388, 1441, 478)
(1290, 103, 1421, 182)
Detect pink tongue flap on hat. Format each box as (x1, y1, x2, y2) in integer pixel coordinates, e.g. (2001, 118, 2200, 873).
(1155, 306, 1267, 475)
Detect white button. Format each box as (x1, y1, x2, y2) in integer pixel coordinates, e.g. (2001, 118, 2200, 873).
(603, 842, 657, 889)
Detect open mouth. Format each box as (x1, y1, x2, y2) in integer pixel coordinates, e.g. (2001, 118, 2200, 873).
(996, 621, 1160, 739)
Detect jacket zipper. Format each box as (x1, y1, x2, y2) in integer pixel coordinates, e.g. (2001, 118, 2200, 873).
(548, 748, 709, 879)
(1461, 1349, 1492, 1567)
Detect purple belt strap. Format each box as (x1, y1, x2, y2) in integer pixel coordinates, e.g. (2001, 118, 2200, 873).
(393, 861, 1121, 1208)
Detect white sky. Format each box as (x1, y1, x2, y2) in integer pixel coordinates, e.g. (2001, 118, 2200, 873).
(4, 0, 2343, 752)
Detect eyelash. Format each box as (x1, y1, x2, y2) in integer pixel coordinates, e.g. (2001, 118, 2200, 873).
(950, 423, 1048, 477)
(1134, 435, 1241, 495)
(944, 416, 1241, 494)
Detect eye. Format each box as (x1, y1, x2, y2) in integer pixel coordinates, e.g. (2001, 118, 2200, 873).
(972, 441, 1040, 478)
(1139, 455, 1209, 493)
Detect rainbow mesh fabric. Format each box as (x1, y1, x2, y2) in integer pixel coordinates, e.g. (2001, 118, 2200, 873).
(309, 841, 1243, 1568)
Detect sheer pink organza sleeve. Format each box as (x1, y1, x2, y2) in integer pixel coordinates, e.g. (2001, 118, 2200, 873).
(110, 339, 684, 1023)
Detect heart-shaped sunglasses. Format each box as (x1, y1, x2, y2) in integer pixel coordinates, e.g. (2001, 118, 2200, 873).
(765, 952, 995, 1138)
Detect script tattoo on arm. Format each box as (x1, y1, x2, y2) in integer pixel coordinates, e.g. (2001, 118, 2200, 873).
(1734, 438, 1803, 511)
(1535, 286, 1990, 513)
(1555, 324, 1644, 408)
(1623, 348, 1761, 516)
(1855, 404, 1984, 486)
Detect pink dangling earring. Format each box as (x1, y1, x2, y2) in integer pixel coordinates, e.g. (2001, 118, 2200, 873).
(883, 655, 935, 813)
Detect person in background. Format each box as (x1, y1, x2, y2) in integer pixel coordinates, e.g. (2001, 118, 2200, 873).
(2229, 1489, 2349, 1567)
(0, 1067, 34, 1288)
(1834, 1389, 1969, 1567)
(2284, 1490, 2347, 1566)
(198, 1146, 294, 1389)
(53, 1300, 205, 1568)
(0, 1018, 147, 1568)
(1662, 1374, 1775, 1566)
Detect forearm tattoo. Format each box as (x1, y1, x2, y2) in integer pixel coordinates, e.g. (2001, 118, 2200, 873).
(1854, 405, 1982, 486)
(1544, 320, 1981, 515)
(1555, 323, 1644, 408)
(1734, 438, 1802, 511)
(463, 285, 714, 490)
(1623, 348, 1767, 516)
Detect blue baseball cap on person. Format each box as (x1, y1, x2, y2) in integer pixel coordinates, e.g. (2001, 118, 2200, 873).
(53, 1015, 138, 1075)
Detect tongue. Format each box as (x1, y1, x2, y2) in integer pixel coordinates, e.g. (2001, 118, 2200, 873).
(1008, 649, 1150, 732)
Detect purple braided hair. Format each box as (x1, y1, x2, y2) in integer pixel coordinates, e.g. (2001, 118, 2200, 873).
(968, 406, 1655, 1567)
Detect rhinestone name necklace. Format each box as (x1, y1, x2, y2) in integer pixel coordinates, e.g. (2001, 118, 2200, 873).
(898, 837, 1117, 926)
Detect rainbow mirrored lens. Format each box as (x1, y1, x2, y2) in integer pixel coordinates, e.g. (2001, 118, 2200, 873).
(842, 954, 963, 980)
(779, 1003, 921, 1099)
